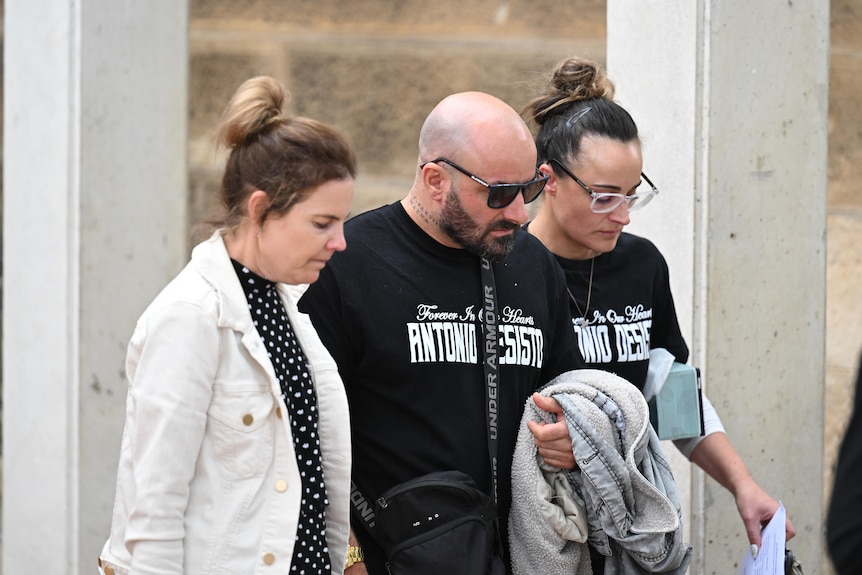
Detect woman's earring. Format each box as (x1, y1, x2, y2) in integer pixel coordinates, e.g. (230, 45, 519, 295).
(257, 226, 263, 238)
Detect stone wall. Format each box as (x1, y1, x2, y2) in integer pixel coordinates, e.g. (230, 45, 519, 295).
(187, 0, 605, 230)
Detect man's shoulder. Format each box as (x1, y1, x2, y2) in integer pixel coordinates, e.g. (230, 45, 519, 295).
(319, 203, 406, 278)
(498, 231, 567, 293)
(342, 203, 409, 249)
(509, 230, 560, 267)
(345, 203, 399, 233)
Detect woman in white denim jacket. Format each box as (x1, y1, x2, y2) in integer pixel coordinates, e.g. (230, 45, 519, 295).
(99, 76, 355, 575)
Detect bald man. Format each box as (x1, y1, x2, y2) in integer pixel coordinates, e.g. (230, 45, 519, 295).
(300, 92, 584, 574)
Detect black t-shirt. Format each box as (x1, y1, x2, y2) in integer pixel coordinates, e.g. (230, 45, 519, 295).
(299, 202, 582, 571)
(556, 232, 689, 390)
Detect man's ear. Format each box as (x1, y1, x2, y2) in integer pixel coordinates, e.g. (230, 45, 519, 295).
(422, 162, 451, 202)
(538, 163, 558, 197)
(246, 189, 270, 227)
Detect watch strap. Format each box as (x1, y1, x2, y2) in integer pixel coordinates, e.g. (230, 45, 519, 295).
(345, 544, 364, 568)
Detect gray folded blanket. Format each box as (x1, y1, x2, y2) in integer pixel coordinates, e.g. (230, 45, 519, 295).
(509, 369, 692, 574)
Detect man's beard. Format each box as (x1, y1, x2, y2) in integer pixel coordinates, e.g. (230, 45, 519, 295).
(439, 184, 519, 262)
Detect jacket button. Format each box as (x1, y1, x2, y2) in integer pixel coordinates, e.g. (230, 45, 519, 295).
(104, 567, 114, 575)
(263, 552, 275, 565)
(275, 479, 288, 492)
(242, 413, 254, 426)
(276, 407, 283, 419)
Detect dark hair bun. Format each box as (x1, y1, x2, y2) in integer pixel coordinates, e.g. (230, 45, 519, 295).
(524, 57, 615, 126)
(551, 57, 615, 102)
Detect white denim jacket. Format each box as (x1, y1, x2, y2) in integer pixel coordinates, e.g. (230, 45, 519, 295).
(98, 232, 351, 575)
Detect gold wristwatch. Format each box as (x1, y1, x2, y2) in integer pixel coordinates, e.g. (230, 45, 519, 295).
(345, 545, 364, 568)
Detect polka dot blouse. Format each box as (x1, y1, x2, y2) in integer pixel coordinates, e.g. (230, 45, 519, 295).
(232, 260, 331, 574)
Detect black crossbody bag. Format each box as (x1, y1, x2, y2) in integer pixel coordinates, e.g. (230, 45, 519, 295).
(349, 258, 506, 575)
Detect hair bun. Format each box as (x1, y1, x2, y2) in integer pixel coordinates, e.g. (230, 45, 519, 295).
(217, 76, 288, 149)
(552, 57, 615, 102)
(523, 57, 616, 126)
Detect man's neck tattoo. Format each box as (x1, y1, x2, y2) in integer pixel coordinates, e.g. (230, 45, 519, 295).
(409, 194, 439, 227)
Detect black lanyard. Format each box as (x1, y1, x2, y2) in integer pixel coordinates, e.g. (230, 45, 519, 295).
(480, 257, 500, 506)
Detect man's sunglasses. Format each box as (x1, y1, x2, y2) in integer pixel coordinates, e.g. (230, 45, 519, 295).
(421, 157, 548, 209)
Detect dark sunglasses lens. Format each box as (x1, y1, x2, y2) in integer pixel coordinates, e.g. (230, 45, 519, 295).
(487, 185, 520, 209)
(487, 178, 547, 208)
(523, 180, 546, 204)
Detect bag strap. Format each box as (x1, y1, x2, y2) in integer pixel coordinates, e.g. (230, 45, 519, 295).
(349, 478, 378, 536)
(479, 257, 499, 506)
(480, 257, 504, 558)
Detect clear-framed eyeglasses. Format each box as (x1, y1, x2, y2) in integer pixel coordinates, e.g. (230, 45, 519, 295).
(549, 158, 659, 214)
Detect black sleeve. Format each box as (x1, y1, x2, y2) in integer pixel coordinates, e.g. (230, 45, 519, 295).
(298, 258, 355, 383)
(827, 349, 862, 575)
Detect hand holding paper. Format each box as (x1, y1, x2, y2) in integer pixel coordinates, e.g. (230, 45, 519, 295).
(738, 502, 786, 575)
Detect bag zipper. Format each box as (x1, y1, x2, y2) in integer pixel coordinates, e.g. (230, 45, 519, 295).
(376, 476, 486, 509)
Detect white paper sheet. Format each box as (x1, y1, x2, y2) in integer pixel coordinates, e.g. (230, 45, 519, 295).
(737, 502, 786, 575)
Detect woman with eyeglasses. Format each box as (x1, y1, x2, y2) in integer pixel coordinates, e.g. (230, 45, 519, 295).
(523, 56, 795, 570)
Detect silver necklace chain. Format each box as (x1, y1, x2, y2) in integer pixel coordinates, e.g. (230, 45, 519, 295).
(566, 256, 595, 326)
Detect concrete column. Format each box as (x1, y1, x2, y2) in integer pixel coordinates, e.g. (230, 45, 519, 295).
(607, 1, 828, 573)
(2, 1, 188, 573)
